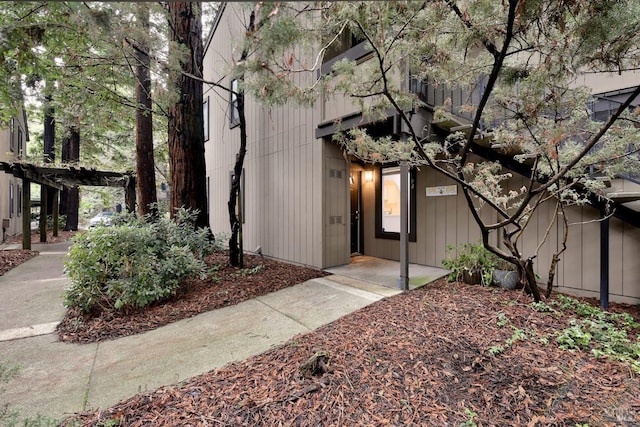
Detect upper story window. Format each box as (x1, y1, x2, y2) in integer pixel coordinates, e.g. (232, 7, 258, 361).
(17, 128, 23, 158)
(325, 28, 366, 63)
(9, 117, 14, 152)
(203, 96, 209, 141)
(230, 79, 239, 128)
(320, 28, 369, 75)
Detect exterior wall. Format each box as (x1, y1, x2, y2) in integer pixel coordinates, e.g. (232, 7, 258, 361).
(359, 162, 640, 304)
(323, 141, 350, 267)
(0, 114, 25, 240)
(203, 4, 329, 268)
(573, 70, 640, 94)
(204, 4, 640, 303)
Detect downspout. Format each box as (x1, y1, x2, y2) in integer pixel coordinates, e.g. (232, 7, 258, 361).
(600, 205, 610, 309)
(399, 161, 409, 290)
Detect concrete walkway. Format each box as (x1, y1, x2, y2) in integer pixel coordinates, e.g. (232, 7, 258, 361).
(0, 243, 438, 422)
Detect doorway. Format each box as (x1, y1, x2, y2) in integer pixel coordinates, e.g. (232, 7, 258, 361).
(350, 169, 363, 255)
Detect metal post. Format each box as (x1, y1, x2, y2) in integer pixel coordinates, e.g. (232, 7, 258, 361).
(600, 205, 609, 309)
(22, 179, 31, 250)
(52, 189, 59, 237)
(399, 162, 409, 290)
(39, 185, 47, 242)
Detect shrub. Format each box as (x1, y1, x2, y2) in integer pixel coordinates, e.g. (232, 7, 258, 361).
(442, 243, 501, 286)
(63, 209, 216, 313)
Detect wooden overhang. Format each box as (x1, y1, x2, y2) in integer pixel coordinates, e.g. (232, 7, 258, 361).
(0, 162, 136, 249)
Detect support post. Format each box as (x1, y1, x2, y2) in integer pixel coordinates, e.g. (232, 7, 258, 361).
(238, 175, 244, 268)
(22, 179, 31, 250)
(52, 189, 59, 237)
(39, 185, 48, 242)
(125, 176, 136, 213)
(600, 205, 609, 309)
(399, 162, 409, 290)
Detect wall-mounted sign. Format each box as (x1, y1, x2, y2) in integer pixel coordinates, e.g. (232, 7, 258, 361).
(426, 185, 457, 197)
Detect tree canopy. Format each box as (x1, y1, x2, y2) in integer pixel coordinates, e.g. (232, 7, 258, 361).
(0, 2, 215, 221)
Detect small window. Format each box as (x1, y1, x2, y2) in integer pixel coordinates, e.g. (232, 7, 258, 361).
(9, 182, 14, 218)
(203, 96, 209, 142)
(375, 165, 416, 241)
(17, 184, 22, 216)
(9, 117, 14, 152)
(230, 79, 239, 128)
(324, 28, 366, 63)
(18, 128, 23, 158)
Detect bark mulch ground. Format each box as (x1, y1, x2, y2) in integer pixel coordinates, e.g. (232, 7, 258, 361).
(6, 232, 639, 425)
(0, 249, 37, 276)
(0, 230, 75, 276)
(65, 280, 640, 426)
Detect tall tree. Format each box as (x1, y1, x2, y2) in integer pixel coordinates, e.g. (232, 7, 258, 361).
(60, 126, 80, 231)
(167, 2, 208, 228)
(133, 3, 157, 218)
(243, 1, 640, 301)
(227, 10, 257, 268)
(43, 88, 56, 216)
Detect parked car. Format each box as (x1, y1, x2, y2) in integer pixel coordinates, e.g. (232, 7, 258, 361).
(89, 211, 115, 227)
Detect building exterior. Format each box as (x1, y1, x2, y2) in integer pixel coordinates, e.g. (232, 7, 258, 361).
(203, 4, 640, 305)
(0, 109, 27, 241)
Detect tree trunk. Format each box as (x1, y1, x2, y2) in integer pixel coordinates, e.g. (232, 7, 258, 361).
(61, 127, 80, 231)
(228, 11, 255, 267)
(135, 3, 157, 219)
(167, 2, 208, 229)
(43, 92, 56, 218)
(518, 259, 541, 302)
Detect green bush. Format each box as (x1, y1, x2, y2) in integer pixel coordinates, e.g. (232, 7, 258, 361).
(63, 209, 216, 313)
(442, 243, 501, 286)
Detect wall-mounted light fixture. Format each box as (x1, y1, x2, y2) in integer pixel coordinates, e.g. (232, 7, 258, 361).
(364, 170, 373, 182)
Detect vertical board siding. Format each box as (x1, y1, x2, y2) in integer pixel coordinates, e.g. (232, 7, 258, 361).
(622, 224, 640, 299)
(204, 4, 324, 268)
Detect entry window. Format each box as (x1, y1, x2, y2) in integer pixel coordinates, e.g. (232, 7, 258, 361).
(376, 166, 416, 241)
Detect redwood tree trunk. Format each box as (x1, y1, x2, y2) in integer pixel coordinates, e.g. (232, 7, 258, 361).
(61, 126, 80, 231)
(43, 92, 56, 216)
(167, 2, 208, 229)
(135, 3, 157, 218)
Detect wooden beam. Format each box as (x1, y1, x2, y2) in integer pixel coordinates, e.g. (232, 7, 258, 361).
(20, 167, 64, 191)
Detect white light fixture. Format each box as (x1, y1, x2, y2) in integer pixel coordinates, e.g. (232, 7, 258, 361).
(364, 170, 373, 182)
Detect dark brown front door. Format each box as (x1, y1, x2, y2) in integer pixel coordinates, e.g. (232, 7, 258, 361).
(350, 170, 363, 255)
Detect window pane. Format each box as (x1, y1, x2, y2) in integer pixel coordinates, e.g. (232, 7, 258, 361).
(203, 97, 209, 141)
(230, 79, 239, 126)
(381, 166, 411, 234)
